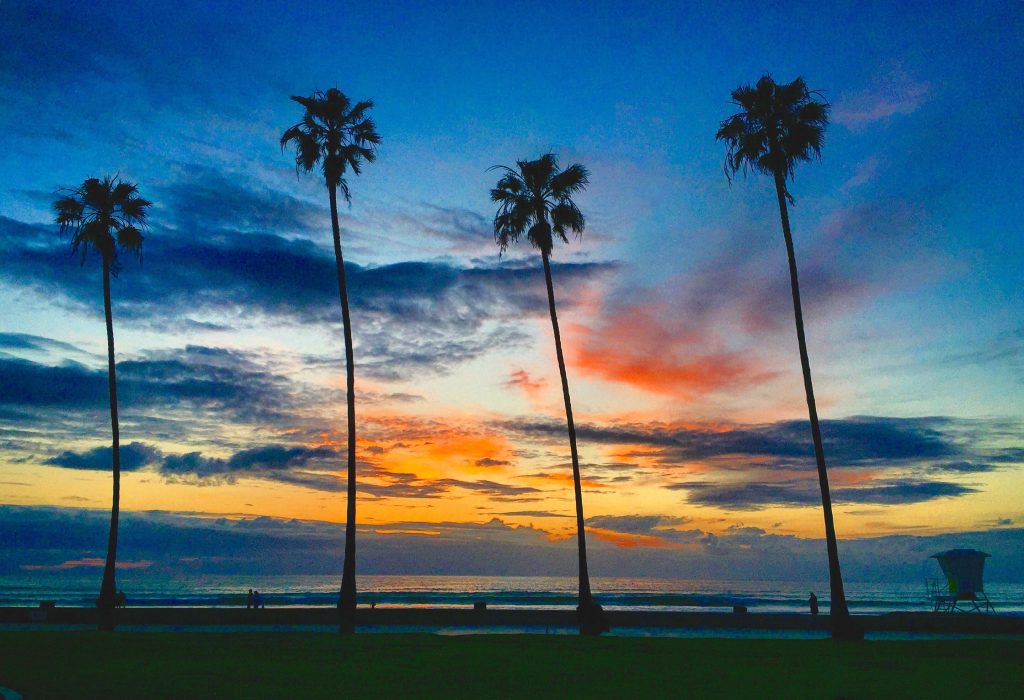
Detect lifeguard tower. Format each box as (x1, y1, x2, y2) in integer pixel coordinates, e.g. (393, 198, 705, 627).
(927, 549, 995, 614)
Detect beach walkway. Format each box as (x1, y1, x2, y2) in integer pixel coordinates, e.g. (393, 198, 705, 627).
(3, 606, 1023, 636)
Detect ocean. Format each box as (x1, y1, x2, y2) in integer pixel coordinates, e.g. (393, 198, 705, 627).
(3, 574, 1023, 616)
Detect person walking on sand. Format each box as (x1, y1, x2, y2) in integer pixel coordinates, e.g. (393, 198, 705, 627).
(809, 592, 819, 615)
(247, 589, 254, 609)
(254, 590, 262, 609)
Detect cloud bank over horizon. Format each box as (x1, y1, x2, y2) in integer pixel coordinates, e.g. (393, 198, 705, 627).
(3, 505, 1023, 583)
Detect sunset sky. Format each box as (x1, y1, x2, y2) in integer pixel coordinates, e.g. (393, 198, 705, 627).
(1, 1, 1022, 580)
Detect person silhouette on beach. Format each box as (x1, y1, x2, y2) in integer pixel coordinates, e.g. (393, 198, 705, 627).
(247, 589, 254, 609)
(809, 592, 819, 615)
(254, 590, 262, 609)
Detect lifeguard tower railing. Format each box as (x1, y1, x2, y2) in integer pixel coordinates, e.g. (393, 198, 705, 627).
(927, 549, 995, 614)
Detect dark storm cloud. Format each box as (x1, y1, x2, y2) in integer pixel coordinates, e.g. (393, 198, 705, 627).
(159, 168, 325, 235)
(0, 208, 613, 379)
(0, 333, 85, 356)
(32, 440, 345, 491)
(672, 478, 978, 510)
(0, 358, 110, 408)
(929, 461, 996, 473)
(355, 468, 543, 501)
(44, 440, 539, 499)
(434, 479, 541, 497)
(0, 348, 293, 421)
(585, 514, 690, 534)
(489, 510, 571, 518)
(835, 480, 978, 504)
(0, 346, 307, 452)
(159, 451, 345, 493)
(160, 444, 340, 478)
(501, 415, 1013, 511)
(501, 415, 970, 468)
(1, 216, 611, 327)
(46, 442, 161, 472)
(667, 481, 821, 509)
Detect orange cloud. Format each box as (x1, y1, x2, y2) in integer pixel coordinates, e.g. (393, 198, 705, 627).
(312, 414, 515, 481)
(566, 300, 778, 399)
(527, 471, 607, 489)
(589, 528, 675, 548)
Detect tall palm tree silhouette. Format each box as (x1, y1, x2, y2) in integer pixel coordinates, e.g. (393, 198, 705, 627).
(281, 88, 380, 634)
(53, 176, 150, 631)
(490, 153, 609, 636)
(717, 74, 859, 639)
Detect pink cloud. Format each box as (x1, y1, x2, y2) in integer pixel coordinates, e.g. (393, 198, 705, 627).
(833, 71, 930, 129)
(568, 300, 780, 399)
(505, 369, 548, 402)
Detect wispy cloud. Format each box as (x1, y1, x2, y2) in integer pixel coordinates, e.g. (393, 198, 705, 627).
(833, 69, 930, 129)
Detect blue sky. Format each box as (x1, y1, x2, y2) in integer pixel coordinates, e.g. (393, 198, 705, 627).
(1, 0, 1022, 579)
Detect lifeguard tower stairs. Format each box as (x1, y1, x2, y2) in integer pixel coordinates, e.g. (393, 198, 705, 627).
(927, 549, 995, 614)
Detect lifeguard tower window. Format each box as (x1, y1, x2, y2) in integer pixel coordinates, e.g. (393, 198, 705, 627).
(927, 549, 995, 614)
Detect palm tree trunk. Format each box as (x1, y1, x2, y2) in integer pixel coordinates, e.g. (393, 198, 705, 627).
(329, 184, 359, 634)
(98, 258, 121, 631)
(772, 171, 852, 632)
(542, 253, 606, 635)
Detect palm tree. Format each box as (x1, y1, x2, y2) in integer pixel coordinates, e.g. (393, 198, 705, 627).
(281, 88, 380, 634)
(53, 176, 150, 631)
(716, 74, 859, 639)
(490, 153, 609, 636)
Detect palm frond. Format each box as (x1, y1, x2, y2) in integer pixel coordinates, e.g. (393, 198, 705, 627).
(336, 177, 352, 205)
(549, 163, 589, 198)
(53, 195, 84, 231)
(551, 202, 585, 240)
(110, 181, 137, 203)
(119, 195, 151, 223)
(527, 221, 553, 254)
(116, 226, 144, 259)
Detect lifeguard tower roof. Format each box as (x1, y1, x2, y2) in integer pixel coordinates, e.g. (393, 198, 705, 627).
(930, 549, 990, 595)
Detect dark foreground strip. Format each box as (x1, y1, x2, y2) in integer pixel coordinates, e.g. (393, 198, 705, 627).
(1, 607, 1022, 634)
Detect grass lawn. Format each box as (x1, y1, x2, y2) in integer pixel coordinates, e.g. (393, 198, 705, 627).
(0, 632, 1022, 699)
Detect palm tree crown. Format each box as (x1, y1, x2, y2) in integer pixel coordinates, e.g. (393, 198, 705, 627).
(53, 176, 150, 270)
(280, 87, 381, 202)
(716, 74, 829, 200)
(490, 153, 588, 257)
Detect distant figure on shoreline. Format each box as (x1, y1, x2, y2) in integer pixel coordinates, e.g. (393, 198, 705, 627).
(115, 591, 127, 608)
(254, 590, 263, 609)
(247, 589, 254, 609)
(809, 592, 819, 615)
